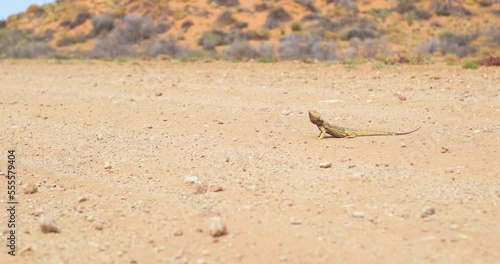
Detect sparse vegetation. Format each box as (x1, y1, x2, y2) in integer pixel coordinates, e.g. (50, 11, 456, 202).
(208, 0, 239, 7)
(462, 60, 479, 69)
(291, 22, 302, 32)
(294, 0, 318, 13)
(70, 12, 91, 29)
(113, 14, 154, 44)
(216, 10, 235, 27)
(417, 32, 478, 57)
(264, 7, 292, 29)
(181, 20, 193, 32)
(0, 0, 497, 61)
(478, 56, 500, 66)
(92, 35, 133, 58)
(0, 28, 55, 58)
(26, 4, 44, 17)
(225, 40, 259, 60)
(431, 0, 472, 16)
(198, 30, 230, 50)
(57, 33, 86, 47)
(279, 33, 338, 60)
(146, 38, 186, 58)
(246, 29, 270, 41)
(91, 13, 114, 35)
(337, 18, 381, 40)
(255, 3, 269, 12)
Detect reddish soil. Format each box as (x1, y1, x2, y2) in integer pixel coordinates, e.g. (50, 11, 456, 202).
(0, 60, 499, 263)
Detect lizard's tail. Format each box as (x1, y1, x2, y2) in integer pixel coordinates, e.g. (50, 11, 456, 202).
(394, 127, 421, 135)
(351, 127, 420, 137)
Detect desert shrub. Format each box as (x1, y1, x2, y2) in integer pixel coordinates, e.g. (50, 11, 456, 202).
(91, 13, 114, 35)
(291, 21, 302, 32)
(246, 29, 270, 40)
(216, 10, 235, 26)
(393, 0, 417, 14)
(44, 29, 55, 41)
(279, 33, 338, 60)
(57, 33, 86, 47)
(417, 32, 478, 57)
(478, 1, 493, 7)
(233, 21, 248, 30)
(478, 56, 500, 66)
(258, 41, 275, 60)
(431, 1, 472, 16)
(301, 14, 339, 32)
(264, 7, 292, 29)
(113, 14, 154, 44)
(208, 0, 239, 7)
(338, 18, 381, 40)
(59, 19, 72, 28)
(294, 0, 318, 12)
(255, 3, 269, 12)
(154, 22, 170, 34)
(11, 42, 54, 58)
(26, 4, 44, 17)
(146, 38, 185, 58)
(0, 28, 24, 55)
(492, 9, 500, 16)
(335, 0, 359, 15)
(443, 54, 459, 65)
(92, 35, 134, 58)
(0, 20, 6, 29)
(181, 20, 193, 32)
(70, 12, 91, 29)
(369, 8, 391, 20)
(198, 30, 229, 50)
(225, 40, 259, 60)
(361, 38, 389, 58)
(462, 60, 478, 69)
(0, 28, 55, 58)
(415, 9, 432, 20)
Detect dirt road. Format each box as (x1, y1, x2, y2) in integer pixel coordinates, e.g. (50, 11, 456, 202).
(0, 60, 498, 263)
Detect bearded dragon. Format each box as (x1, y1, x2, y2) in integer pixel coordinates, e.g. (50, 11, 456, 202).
(308, 110, 420, 139)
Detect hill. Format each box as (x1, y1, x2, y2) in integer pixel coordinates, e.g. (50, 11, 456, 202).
(0, 0, 499, 61)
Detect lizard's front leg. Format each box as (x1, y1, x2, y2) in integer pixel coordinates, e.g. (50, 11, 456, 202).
(317, 126, 327, 139)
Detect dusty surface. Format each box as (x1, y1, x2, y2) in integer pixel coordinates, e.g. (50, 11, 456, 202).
(0, 60, 499, 263)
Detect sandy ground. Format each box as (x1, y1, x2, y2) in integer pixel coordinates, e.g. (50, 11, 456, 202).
(0, 60, 498, 264)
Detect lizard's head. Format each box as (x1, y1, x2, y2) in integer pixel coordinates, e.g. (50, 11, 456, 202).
(308, 110, 323, 125)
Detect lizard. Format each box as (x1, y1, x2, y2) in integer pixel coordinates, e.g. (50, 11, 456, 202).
(308, 109, 420, 139)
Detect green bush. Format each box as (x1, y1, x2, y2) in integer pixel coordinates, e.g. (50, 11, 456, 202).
(462, 60, 478, 69)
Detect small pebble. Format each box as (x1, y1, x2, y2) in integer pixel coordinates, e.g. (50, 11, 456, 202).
(78, 196, 88, 203)
(40, 215, 60, 233)
(23, 183, 38, 194)
(351, 211, 365, 219)
(210, 185, 224, 192)
(104, 162, 112, 170)
(289, 217, 303, 225)
(155, 92, 163, 96)
(173, 229, 183, 236)
(209, 217, 227, 237)
(184, 175, 201, 184)
(319, 162, 332, 168)
(441, 147, 450, 153)
(421, 207, 436, 219)
(193, 184, 208, 194)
